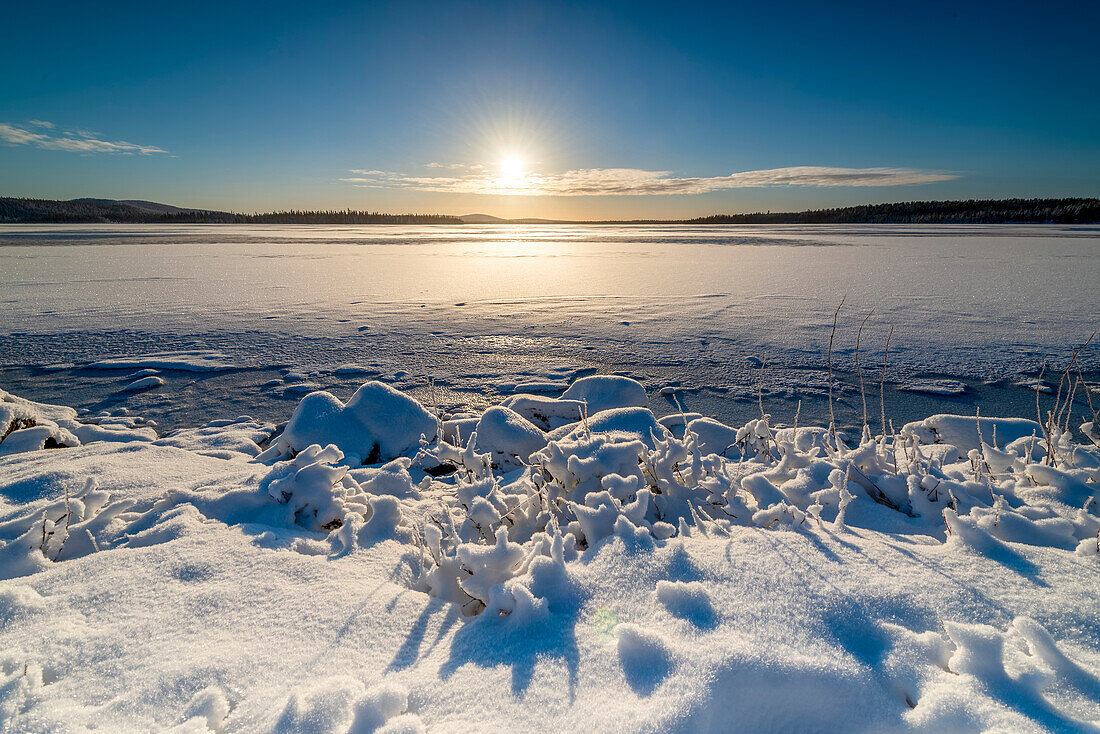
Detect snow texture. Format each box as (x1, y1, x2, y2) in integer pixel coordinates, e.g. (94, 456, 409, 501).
(1, 377, 1100, 733)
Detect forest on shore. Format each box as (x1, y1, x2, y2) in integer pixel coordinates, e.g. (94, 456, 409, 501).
(1, 196, 1097, 224)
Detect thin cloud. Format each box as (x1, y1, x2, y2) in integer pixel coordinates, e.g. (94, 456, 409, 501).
(0, 121, 169, 155)
(341, 165, 957, 196)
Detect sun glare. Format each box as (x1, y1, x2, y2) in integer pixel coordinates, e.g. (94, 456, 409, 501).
(500, 156, 523, 179)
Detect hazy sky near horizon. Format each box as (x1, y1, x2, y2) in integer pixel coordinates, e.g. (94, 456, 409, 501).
(1, 0, 1097, 218)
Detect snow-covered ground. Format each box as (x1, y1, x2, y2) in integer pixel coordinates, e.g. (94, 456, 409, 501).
(1, 371, 1099, 732)
(1, 224, 1099, 731)
(1, 224, 1097, 432)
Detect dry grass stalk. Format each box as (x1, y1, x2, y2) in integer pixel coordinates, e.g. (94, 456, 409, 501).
(855, 309, 874, 428)
(756, 356, 768, 419)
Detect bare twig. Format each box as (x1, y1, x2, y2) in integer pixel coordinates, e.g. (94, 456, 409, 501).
(1054, 332, 1096, 437)
(855, 309, 874, 428)
(1076, 362, 1099, 427)
(1063, 376, 1080, 435)
(879, 325, 894, 441)
(827, 296, 846, 450)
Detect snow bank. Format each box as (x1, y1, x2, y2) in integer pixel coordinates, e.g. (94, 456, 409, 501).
(1, 377, 1099, 732)
(0, 389, 155, 458)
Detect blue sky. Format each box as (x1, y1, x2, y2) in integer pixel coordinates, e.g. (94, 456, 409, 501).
(1, 0, 1097, 218)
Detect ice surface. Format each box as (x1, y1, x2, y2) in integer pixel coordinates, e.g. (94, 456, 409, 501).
(1, 224, 1097, 435)
(899, 379, 968, 396)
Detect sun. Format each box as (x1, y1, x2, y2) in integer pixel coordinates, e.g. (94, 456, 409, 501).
(500, 156, 523, 179)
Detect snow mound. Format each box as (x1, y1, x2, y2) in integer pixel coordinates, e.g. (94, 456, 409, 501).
(261, 382, 439, 465)
(550, 406, 669, 448)
(561, 375, 649, 413)
(902, 414, 1041, 453)
(617, 624, 673, 695)
(655, 580, 716, 628)
(154, 417, 275, 458)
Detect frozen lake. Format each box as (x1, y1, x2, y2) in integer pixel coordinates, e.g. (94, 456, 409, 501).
(1, 223, 1097, 431)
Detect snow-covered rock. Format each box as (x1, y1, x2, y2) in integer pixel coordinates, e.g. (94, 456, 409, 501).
(472, 406, 547, 470)
(549, 406, 669, 448)
(499, 394, 585, 430)
(0, 389, 156, 456)
(902, 414, 1041, 453)
(684, 416, 738, 457)
(262, 382, 439, 464)
(560, 375, 649, 413)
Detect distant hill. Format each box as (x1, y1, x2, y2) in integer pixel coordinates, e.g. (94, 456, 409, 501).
(0, 198, 462, 224)
(1, 198, 229, 223)
(72, 198, 207, 215)
(2, 197, 1096, 225)
(459, 213, 563, 224)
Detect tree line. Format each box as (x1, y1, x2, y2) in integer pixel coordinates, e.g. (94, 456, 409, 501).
(684, 198, 1100, 224)
(2, 196, 1097, 225)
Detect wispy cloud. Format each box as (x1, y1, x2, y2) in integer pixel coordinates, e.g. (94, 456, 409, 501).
(342, 165, 957, 196)
(0, 121, 169, 155)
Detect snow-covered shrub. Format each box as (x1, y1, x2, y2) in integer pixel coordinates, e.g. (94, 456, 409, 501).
(263, 444, 362, 531)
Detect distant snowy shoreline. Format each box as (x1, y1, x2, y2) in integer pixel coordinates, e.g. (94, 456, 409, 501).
(1, 373, 1098, 732)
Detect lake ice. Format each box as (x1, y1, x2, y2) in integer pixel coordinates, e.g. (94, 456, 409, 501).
(0, 223, 1096, 430)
